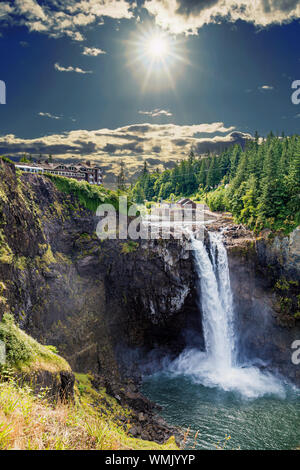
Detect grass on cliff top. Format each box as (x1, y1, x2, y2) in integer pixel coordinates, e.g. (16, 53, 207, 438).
(0, 371, 178, 450)
(0, 317, 178, 450)
(45, 174, 121, 213)
(0, 313, 70, 373)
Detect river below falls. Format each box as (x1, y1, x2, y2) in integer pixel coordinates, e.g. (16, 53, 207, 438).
(141, 230, 300, 450)
(142, 373, 300, 450)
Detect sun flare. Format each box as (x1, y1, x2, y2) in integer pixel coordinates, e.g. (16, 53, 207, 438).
(147, 36, 169, 59)
(126, 27, 189, 92)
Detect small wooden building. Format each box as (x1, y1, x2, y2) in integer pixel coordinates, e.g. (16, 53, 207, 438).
(176, 198, 197, 209)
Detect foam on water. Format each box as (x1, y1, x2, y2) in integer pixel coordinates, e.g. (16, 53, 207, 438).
(168, 231, 286, 399)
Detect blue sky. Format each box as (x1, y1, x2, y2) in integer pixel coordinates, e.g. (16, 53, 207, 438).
(0, 0, 300, 184)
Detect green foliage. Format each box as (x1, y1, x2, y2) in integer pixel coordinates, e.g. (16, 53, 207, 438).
(131, 134, 300, 234)
(0, 313, 69, 372)
(20, 156, 30, 163)
(274, 278, 300, 320)
(121, 241, 139, 254)
(206, 186, 228, 212)
(45, 174, 120, 212)
(0, 230, 13, 265)
(0, 156, 13, 164)
(45, 345, 59, 354)
(0, 372, 179, 450)
(275, 278, 290, 291)
(0, 313, 31, 365)
(116, 160, 127, 191)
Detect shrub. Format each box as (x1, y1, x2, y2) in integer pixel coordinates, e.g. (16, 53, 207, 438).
(206, 186, 228, 212)
(0, 373, 179, 450)
(0, 313, 69, 371)
(0, 313, 32, 365)
(0, 156, 13, 164)
(121, 241, 139, 254)
(45, 174, 121, 213)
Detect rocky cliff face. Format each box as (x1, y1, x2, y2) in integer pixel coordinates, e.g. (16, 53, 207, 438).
(207, 219, 300, 385)
(228, 243, 300, 385)
(0, 160, 199, 443)
(256, 227, 300, 280)
(0, 161, 198, 381)
(0, 158, 299, 402)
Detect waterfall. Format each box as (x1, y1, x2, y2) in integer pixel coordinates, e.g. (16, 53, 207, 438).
(192, 232, 236, 372)
(168, 231, 286, 399)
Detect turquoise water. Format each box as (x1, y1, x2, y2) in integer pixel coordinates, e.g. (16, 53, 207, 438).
(141, 233, 300, 450)
(142, 373, 300, 450)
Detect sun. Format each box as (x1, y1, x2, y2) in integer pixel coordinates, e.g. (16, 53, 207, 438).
(125, 26, 189, 91)
(146, 36, 169, 60)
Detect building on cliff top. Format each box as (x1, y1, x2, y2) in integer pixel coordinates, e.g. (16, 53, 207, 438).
(176, 198, 197, 209)
(15, 160, 103, 186)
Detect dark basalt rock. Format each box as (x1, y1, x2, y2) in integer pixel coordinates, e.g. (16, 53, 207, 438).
(0, 159, 299, 444)
(207, 218, 300, 385)
(16, 370, 75, 402)
(0, 161, 195, 442)
(227, 239, 300, 386)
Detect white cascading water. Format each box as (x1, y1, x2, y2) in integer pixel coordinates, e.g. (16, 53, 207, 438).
(169, 231, 286, 399)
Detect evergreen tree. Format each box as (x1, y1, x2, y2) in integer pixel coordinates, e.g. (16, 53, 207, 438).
(142, 160, 148, 176)
(116, 160, 126, 191)
(130, 134, 300, 233)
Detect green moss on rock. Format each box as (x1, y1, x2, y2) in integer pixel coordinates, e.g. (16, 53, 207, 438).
(0, 313, 70, 373)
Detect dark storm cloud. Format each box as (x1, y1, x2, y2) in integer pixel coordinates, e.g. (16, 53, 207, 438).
(176, 0, 219, 16)
(95, 132, 149, 142)
(73, 140, 97, 154)
(268, 0, 300, 12)
(101, 141, 143, 154)
(146, 158, 164, 165)
(0, 142, 76, 155)
(124, 124, 154, 133)
(193, 131, 252, 154)
(173, 139, 190, 147)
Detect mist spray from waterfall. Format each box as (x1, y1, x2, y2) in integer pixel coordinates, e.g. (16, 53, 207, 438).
(169, 231, 286, 399)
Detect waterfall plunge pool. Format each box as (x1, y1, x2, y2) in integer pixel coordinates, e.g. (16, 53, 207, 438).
(142, 231, 300, 450)
(142, 373, 300, 450)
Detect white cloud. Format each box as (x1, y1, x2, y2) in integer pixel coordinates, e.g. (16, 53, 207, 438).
(0, 3, 14, 19)
(54, 62, 92, 74)
(1, 0, 133, 41)
(143, 0, 300, 35)
(82, 46, 106, 56)
(0, 121, 237, 160)
(2, 0, 299, 42)
(15, 0, 47, 21)
(0, 122, 253, 184)
(259, 85, 275, 91)
(139, 108, 173, 117)
(1, 0, 300, 43)
(67, 0, 134, 20)
(38, 112, 61, 120)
